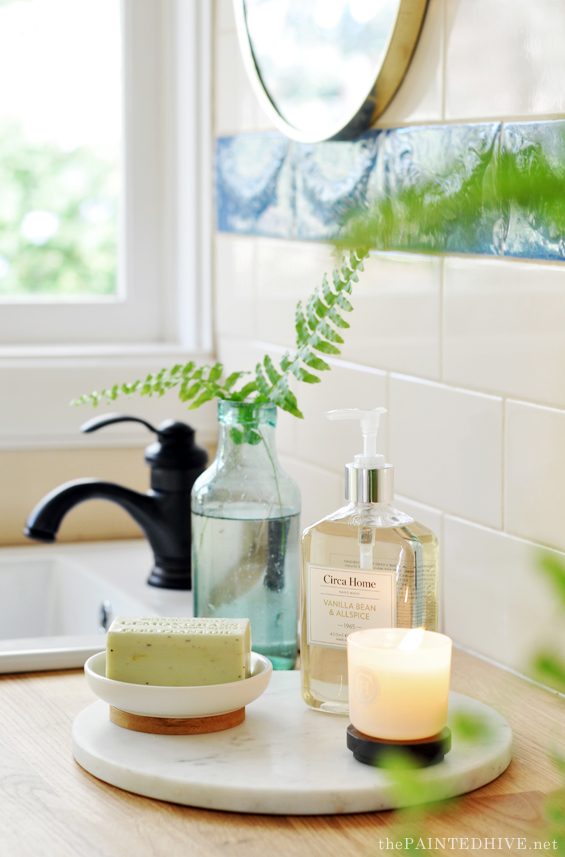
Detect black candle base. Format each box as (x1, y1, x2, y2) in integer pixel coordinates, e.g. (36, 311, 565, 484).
(347, 724, 451, 768)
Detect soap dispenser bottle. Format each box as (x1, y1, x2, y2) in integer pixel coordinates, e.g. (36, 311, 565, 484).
(300, 407, 439, 714)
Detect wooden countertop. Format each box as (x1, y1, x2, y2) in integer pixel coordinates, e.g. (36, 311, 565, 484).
(1, 649, 564, 857)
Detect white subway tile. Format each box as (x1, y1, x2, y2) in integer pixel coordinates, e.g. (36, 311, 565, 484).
(214, 234, 255, 338)
(340, 251, 441, 380)
(377, 0, 444, 127)
(389, 376, 503, 527)
(445, 0, 565, 120)
(444, 257, 565, 407)
(215, 31, 257, 135)
(255, 239, 336, 348)
(443, 516, 565, 674)
(505, 400, 565, 552)
(295, 362, 388, 474)
(395, 496, 443, 541)
(215, 334, 259, 379)
(280, 455, 343, 530)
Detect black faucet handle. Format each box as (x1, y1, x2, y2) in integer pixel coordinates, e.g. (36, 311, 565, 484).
(81, 413, 158, 435)
(80, 412, 209, 480)
(145, 420, 209, 470)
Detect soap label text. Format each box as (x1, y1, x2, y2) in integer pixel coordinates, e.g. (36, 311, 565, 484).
(307, 563, 395, 649)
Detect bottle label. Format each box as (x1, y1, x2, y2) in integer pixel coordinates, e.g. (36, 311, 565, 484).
(306, 563, 395, 649)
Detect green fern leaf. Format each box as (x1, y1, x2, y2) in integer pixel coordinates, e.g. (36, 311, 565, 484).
(268, 374, 303, 418)
(188, 389, 216, 409)
(290, 363, 321, 384)
(280, 351, 292, 371)
(244, 428, 262, 445)
(321, 273, 334, 304)
(180, 381, 202, 402)
(305, 296, 320, 331)
(236, 380, 259, 399)
(254, 363, 271, 398)
(327, 306, 350, 328)
(295, 304, 310, 343)
(317, 320, 344, 344)
(300, 349, 331, 371)
(332, 268, 344, 290)
(208, 363, 223, 383)
(263, 355, 282, 386)
(306, 289, 328, 327)
(310, 335, 341, 355)
(335, 291, 353, 312)
(224, 371, 247, 390)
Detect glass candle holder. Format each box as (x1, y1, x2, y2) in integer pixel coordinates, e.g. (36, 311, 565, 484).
(347, 628, 452, 741)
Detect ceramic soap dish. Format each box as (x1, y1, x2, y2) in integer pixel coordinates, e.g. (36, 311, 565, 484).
(84, 651, 273, 735)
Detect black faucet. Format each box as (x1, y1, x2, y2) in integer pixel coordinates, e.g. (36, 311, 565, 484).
(23, 414, 209, 590)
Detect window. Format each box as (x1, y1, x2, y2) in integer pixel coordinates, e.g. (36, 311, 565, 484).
(0, 0, 214, 449)
(0, 0, 121, 301)
(0, 0, 212, 349)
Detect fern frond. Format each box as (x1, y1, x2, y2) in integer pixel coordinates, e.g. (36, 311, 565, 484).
(295, 304, 310, 343)
(254, 363, 271, 399)
(317, 320, 344, 344)
(263, 355, 282, 386)
(327, 306, 350, 328)
(256, 247, 369, 417)
(290, 363, 321, 384)
(74, 248, 369, 422)
(300, 349, 331, 371)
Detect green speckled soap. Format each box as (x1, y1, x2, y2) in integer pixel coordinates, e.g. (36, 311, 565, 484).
(106, 616, 251, 687)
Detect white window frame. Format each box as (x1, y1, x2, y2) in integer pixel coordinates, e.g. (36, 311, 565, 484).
(0, 0, 216, 450)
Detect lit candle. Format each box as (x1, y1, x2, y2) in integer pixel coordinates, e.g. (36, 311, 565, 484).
(347, 628, 452, 741)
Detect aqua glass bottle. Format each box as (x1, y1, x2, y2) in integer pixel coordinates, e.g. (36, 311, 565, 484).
(191, 400, 301, 670)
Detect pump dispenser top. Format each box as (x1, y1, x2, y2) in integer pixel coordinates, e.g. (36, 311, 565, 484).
(325, 406, 393, 503)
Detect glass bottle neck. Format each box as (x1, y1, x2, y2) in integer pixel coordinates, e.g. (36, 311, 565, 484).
(217, 421, 278, 461)
(216, 400, 279, 468)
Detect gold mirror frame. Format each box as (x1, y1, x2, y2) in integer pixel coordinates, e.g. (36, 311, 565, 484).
(233, 0, 429, 143)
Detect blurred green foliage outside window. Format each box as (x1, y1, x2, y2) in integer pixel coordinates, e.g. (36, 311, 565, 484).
(0, 0, 120, 299)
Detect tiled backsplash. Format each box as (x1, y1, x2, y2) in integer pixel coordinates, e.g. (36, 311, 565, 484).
(213, 0, 565, 679)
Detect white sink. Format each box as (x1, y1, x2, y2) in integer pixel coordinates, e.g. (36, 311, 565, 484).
(0, 539, 194, 673)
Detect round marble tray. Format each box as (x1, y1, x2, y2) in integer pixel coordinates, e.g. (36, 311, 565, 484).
(72, 672, 513, 815)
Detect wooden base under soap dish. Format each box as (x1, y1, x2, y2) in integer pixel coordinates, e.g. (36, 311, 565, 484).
(109, 705, 245, 735)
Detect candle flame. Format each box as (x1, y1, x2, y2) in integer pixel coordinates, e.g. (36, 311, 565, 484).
(397, 628, 425, 651)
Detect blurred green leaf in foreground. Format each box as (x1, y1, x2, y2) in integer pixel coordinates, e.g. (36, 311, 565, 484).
(338, 130, 565, 258)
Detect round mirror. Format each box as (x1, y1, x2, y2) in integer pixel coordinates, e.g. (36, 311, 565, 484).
(234, 0, 428, 143)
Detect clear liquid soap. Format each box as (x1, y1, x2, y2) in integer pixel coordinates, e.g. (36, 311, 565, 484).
(300, 407, 439, 714)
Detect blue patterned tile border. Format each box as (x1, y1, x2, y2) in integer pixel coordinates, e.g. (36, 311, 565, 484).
(502, 122, 565, 261)
(215, 121, 565, 261)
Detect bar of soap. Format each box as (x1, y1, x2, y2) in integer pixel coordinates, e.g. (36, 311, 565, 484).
(106, 617, 251, 687)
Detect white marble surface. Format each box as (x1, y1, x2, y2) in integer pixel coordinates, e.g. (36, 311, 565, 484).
(72, 673, 512, 815)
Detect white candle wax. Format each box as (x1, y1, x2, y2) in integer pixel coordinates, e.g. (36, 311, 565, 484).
(347, 628, 452, 741)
